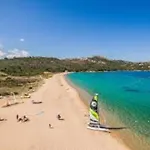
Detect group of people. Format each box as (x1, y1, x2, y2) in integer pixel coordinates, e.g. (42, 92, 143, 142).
(16, 114, 30, 122)
(0, 115, 30, 123)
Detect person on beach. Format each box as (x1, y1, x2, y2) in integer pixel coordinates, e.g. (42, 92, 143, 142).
(16, 114, 19, 120)
(0, 117, 7, 121)
(23, 116, 30, 122)
(49, 124, 53, 128)
(57, 114, 64, 120)
(57, 114, 61, 120)
(17, 115, 30, 122)
(89, 93, 100, 127)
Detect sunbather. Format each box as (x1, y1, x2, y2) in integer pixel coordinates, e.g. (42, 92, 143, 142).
(0, 117, 7, 121)
(17, 115, 30, 122)
(49, 124, 53, 128)
(32, 100, 42, 104)
(57, 114, 64, 120)
(23, 116, 30, 122)
(16, 114, 19, 120)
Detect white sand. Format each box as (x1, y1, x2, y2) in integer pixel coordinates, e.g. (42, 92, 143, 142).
(0, 73, 130, 150)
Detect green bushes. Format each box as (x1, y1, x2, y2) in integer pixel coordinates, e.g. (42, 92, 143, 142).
(0, 56, 149, 76)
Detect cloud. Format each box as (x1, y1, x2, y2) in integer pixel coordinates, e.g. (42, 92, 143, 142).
(0, 43, 30, 59)
(0, 50, 6, 57)
(6, 49, 30, 58)
(20, 38, 25, 42)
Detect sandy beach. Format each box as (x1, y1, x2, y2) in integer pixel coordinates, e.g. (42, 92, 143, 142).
(0, 73, 130, 150)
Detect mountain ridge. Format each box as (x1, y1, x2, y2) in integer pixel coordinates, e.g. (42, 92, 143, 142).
(0, 56, 150, 76)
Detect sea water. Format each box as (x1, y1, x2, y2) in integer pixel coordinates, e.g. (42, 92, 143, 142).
(67, 72, 150, 150)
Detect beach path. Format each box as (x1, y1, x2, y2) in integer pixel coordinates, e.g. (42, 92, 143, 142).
(0, 74, 130, 150)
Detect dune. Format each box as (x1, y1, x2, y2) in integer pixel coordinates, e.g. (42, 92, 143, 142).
(0, 73, 130, 150)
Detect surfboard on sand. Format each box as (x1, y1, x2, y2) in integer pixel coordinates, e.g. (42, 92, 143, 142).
(87, 125, 110, 132)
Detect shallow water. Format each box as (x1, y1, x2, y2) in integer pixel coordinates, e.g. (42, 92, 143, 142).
(67, 71, 150, 150)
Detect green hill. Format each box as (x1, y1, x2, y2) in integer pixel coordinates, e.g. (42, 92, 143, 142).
(0, 56, 150, 76)
(0, 56, 149, 96)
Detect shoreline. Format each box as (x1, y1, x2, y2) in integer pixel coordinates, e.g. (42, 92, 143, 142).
(0, 73, 130, 150)
(63, 73, 130, 150)
(65, 72, 150, 150)
(64, 74, 108, 124)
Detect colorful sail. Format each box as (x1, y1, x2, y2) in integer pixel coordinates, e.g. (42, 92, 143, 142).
(87, 93, 110, 132)
(89, 93, 100, 126)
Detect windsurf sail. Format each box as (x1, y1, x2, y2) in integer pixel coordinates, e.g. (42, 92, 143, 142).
(87, 93, 127, 132)
(88, 93, 100, 127)
(87, 93, 110, 132)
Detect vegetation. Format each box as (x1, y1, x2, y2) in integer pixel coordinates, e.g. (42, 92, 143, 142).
(0, 75, 43, 96)
(0, 56, 149, 96)
(0, 56, 149, 76)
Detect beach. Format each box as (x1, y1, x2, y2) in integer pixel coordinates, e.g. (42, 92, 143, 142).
(0, 73, 130, 150)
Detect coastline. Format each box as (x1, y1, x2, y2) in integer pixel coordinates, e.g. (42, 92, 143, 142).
(65, 72, 150, 150)
(64, 73, 108, 124)
(0, 73, 130, 150)
(64, 73, 130, 150)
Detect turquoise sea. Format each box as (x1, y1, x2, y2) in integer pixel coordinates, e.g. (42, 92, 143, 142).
(67, 72, 150, 150)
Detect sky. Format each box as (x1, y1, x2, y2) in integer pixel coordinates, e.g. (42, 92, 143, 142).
(0, 0, 150, 62)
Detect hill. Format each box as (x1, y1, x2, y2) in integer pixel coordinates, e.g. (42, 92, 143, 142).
(0, 56, 149, 96)
(0, 56, 150, 76)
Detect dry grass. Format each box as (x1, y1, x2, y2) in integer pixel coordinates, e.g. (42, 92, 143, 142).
(0, 72, 53, 97)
